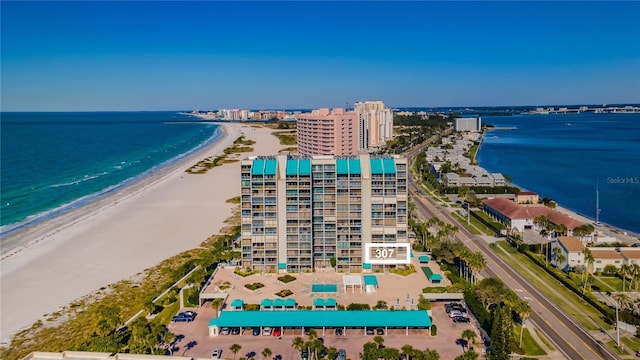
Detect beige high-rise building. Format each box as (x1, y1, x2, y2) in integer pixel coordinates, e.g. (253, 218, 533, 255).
(296, 108, 358, 156)
(354, 100, 394, 150)
(240, 153, 408, 273)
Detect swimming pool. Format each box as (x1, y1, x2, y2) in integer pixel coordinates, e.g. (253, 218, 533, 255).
(312, 284, 337, 292)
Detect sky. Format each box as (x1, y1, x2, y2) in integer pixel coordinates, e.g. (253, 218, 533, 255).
(1, 1, 639, 111)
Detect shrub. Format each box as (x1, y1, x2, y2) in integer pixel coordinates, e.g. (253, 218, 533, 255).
(245, 304, 260, 311)
(244, 282, 264, 291)
(346, 303, 371, 310)
(431, 324, 437, 336)
(389, 264, 416, 276)
(275, 289, 293, 297)
(278, 274, 297, 283)
(234, 267, 258, 277)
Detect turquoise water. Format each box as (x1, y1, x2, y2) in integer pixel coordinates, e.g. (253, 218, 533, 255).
(312, 284, 337, 292)
(477, 112, 640, 234)
(0, 112, 220, 234)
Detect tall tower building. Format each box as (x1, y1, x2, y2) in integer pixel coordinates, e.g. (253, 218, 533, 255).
(240, 153, 408, 273)
(296, 108, 359, 156)
(354, 101, 394, 150)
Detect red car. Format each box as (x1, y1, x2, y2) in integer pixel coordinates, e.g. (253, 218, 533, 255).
(272, 328, 282, 337)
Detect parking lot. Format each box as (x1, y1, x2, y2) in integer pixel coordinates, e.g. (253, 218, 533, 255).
(167, 301, 480, 359)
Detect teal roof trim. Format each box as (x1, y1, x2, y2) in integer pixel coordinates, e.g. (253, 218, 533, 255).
(336, 159, 349, 175)
(261, 299, 273, 307)
(273, 299, 285, 307)
(265, 159, 277, 175)
(230, 299, 244, 308)
(209, 310, 432, 328)
(313, 298, 325, 307)
(325, 298, 337, 307)
(299, 159, 311, 175)
(362, 263, 372, 269)
(284, 298, 296, 307)
(382, 158, 396, 174)
(430, 274, 443, 281)
(252, 159, 265, 175)
(419, 255, 430, 263)
(278, 263, 287, 269)
(370, 159, 383, 174)
(349, 159, 361, 175)
(286, 160, 298, 176)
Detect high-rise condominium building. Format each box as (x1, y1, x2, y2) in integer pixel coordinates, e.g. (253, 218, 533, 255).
(354, 101, 394, 150)
(240, 153, 408, 273)
(296, 108, 358, 156)
(454, 117, 482, 132)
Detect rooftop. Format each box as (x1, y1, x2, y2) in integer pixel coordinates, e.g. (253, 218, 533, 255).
(483, 198, 583, 229)
(590, 248, 625, 260)
(557, 236, 585, 252)
(619, 248, 640, 259)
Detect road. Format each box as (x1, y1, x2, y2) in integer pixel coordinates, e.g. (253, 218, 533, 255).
(404, 143, 618, 360)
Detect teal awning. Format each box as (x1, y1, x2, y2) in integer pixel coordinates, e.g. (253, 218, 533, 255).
(364, 275, 378, 287)
(325, 298, 337, 307)
(230, 299, 244, 308)
(430, 274, 443, 281)
(286, 159, 299, 176)
(382, 158, 396, 174)
(209, 310, 433, 328)
(278, 263, 287, 269)
(284, 298, 296, 307)
(313, 298, 325, 307)
(337, 159, 349, 175)
(260, 298, 273, 307)
(251, 159, 265, 175)
(273, 298, 285, 307)
(264, 159, 277, 175)
(349, 159, 361, 175)
(419, 255, 430, 263)
(299, 159, 311, 175)
(362, 263, 372, 269)
(370, 158, 383, 174)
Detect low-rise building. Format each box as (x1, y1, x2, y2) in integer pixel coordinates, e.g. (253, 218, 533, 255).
(482, 198, 584, 234)
(590, 248, 625, 273)
(551, 236, 585, 270)
(516, 191, 539, 204)
(619, 248, 640, 266)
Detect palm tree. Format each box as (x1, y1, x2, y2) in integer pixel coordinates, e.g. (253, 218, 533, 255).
(516, 300, 532, 348)
(261, 348, 272, 360)
(468, 252, 487, 284)
(461, 329, 477, 350)
(401, 344, 415, 360)
(292, 337, 304, 359)
(619, 264, 631, 292)
(631, 264, 640, 292)
(373, 335, 385, 348)
(612, 292, 631, 312)
(582, 248, 595, 294)
(555, 224, 568, 237)
(230, 344, 242, 360)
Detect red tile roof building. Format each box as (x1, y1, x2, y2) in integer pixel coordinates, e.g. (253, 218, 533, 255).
(482, 197, 583, 233)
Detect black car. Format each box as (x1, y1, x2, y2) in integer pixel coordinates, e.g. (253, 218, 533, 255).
(231, 327, 241, 335)
(335, 328, 343, 336)
(301, 349, 309, 360)
(252, 327, 260, 336)
(376, 328, 384, 335)
(366, 328, 374, 335)
(171, 312, 195, 322)
(453, 316, 470, 323)
(245, 352, 256, 359)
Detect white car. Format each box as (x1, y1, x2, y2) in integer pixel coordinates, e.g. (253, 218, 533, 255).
(211, 348, 222, 359)
(262, 326, 272, 336)
(448, 310, 465, 318)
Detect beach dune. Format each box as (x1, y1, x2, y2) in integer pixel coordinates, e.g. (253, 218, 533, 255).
(0, 123, 282, 344)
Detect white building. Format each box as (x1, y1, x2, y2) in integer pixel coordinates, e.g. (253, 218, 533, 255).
(354, 100, 394, 150)
(454, 117, 482, 132)
(551, 236, 585, 270)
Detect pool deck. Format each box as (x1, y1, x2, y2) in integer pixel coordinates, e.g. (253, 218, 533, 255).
(203, 255, 447, 310)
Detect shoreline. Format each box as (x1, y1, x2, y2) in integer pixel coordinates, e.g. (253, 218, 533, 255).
(0, 122, 283, 343)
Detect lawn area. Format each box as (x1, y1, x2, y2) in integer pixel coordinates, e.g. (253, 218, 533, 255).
(452, 211, 492, 236)
(606, 340, 631, 356)
(493, 242, 609, 331)
(593, 276, 625, 292)
(183, 287, 199, 307)
(622, 336, 640, 351)
(513, 326, 547, 356)
(473, 211, 504, 231)
(534, 328, 555, 351)
(272, 131, 297, 145)
(152, 301, 180, 325)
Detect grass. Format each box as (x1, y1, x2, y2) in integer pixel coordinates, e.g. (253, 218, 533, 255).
(279, 146, 298, 153)
(513, 325, 547, 356)
(272, 130, 297, 145)
(183, 287, 199, 307)
(185, 136, 253, 174)
(464, 142, 480, 165)
(277, 274, 297, 283)
(226, 196, 241, 204)
(492, 241, 609, 331)
(152, 301, 180, 325)
(606, 340, 630, 355)
(593, 276, 625, 292)
(244, 282, 265, 291)
(472, 211, 504, 231)
(452, 212, 486, 235)
(275, 289, 294, 297)
(534, 328, 555, 351)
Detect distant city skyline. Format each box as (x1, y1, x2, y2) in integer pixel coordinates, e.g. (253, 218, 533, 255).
(2, 1, 639, 111)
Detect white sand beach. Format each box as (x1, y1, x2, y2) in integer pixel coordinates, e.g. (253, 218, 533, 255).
(0, 122, 283, 343)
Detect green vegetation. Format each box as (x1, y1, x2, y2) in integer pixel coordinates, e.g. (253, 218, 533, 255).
(226, 196, 241, 204)
(185, 136, 253, 174)
(275, 289, 293, 298)
(272, 130, 297, 145)
(277, 274, 297, 283)
(464, 141, 480, 165)
(234, 267, 259, 277)
(453, 212, 489, 235)
(346, 303, 371, 310)
(513, 326, 547, 356)
(0, 209, 242, 360)
(279, 146, 298, 153)
(389, 264, 417, 276)
(244, 282, 265, 291)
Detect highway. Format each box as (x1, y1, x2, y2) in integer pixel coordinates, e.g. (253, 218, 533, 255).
(404, 143, 618, 360)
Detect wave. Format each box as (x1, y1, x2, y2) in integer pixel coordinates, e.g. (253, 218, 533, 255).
(0, 125, 222, 237)
(48, 172, 110, 188)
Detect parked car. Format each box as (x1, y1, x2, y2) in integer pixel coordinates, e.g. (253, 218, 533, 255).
(272, 328, 282, 337)
(376, 328, 384, 335)
(448, 310, 465, 318)
(301, 349, 309, 360)
(231, 327, 241, 335)
(335, 328, 344, 336)
(453, 316, 470, 323)
(263, 326, 272, 336)
(245, 352, 256, 359)
(366, 328, 375, 335)
(211, 348, 222, 359)
(220, 327, 230, 335)
(252, 327, 260, 336)
(172, 313, 194, 322)
(182, 310, 197, 319)
(337, 349, 347, 360)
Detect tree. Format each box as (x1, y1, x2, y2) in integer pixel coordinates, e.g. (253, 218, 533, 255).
(261, 348, 272, 360)
(419, 348, 440, 360)
(292, 337, 304, 356)
(230, 344, 242, 360)
(127, 317, 170, 355)
(401, 344, 415, 360)
(467, 252, 487, 284)
(325, 346, 338, 360)
(489, 304, 513, 360)
(555, 224, 568, 237)
(461, 329, 478, 350)
(582, 248, 595, 294)
(515, 300, 532, 348)
(373, 335, 385, 348)
(476, 278, 507, 310)
(95, 304, 122, 336)
(613, 292, 631, 312)
(619, 264, 631, 292)
(455, 350, 479, 360)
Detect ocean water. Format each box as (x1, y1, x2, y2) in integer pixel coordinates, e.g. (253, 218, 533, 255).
(476, 112, 640, 234)
(0, 112, 220, 233)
